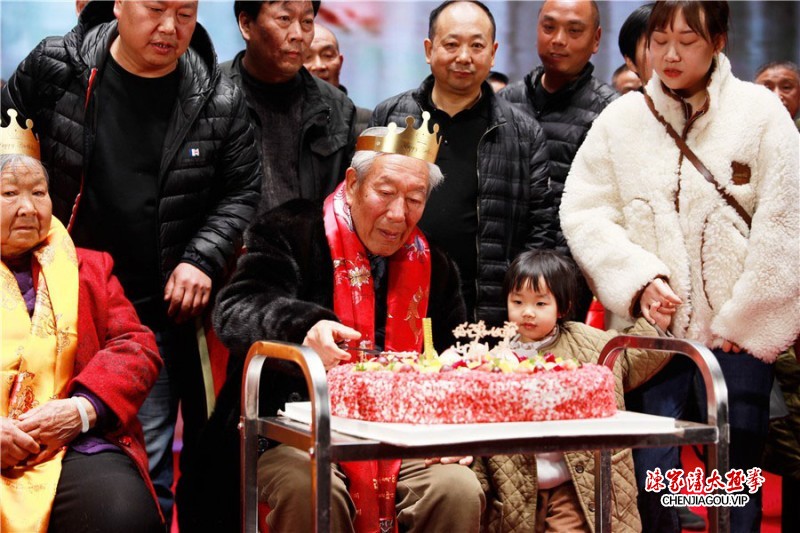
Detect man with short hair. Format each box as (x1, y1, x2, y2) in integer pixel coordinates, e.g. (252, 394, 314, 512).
(617, 2, 654, 85)
(2, 0, 261, 523)
(225, 1, 357, 213)
(499, 0, 617, 321)
(371, 0, 555, 327)
(304, 22, 372, 134)
(180, 123, 484, 532)
(611, 64, 642, 94)
(500, 0, 616, 215)
(755, 61, 800, 129)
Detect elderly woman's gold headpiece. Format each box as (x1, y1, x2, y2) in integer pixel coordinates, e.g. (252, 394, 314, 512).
(1, 109, 41, 159)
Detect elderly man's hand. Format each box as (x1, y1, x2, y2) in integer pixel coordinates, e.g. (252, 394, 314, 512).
(0, 417, 40, 469)
(16, 398, 97, 466)
(164, 262, 212, 324)
(303, 320, 361, 370)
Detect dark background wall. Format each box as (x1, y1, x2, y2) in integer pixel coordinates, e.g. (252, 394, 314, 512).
(2, 1, 798, 109)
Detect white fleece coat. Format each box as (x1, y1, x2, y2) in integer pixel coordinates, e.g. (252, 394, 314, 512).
(561, 54, 799, 362)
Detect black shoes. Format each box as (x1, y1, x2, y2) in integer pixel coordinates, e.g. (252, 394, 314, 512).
(676, 505, 707, 531)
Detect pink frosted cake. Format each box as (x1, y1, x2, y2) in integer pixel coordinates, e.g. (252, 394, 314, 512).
(328, 322, 617, 425)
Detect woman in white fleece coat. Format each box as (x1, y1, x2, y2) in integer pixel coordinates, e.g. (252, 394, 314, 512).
(561, 2, 799, 532)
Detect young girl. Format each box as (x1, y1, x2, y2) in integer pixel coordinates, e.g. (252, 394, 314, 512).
(473, 250, 671, 533)
(561, 2, 799, 531)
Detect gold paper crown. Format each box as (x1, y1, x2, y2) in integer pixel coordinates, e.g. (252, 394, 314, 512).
(355, 112, 442, 163)
(1, 109, 41, 159)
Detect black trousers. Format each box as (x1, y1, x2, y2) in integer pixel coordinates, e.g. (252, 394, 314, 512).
(48, 449, 162, 533)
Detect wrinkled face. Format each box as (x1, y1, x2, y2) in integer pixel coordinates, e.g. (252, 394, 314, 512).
(304, 25, 343, 87)
(345, 154, 430, 257)
(240, 1, 315, 84)
(755, 66, 800, 118)
(112, 0, 197, 77)
(507, 278, 560, 344)
(424, 2, 498, 98)
(1, 161, 52, 258)
(537, 0, 600, 81)
(613, 69, 643, 94)
(649, 8, 722, 98)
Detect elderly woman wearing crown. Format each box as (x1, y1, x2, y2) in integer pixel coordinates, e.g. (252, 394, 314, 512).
(177, 117, 484, 532)
(0, 111, 162, 532)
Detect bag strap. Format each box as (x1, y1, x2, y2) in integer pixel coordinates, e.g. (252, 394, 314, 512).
(643, 92, 752, 229)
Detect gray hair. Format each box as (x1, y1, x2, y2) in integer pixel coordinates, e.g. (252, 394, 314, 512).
(351, 126, 444, 195)
(0, 154, 49, 185)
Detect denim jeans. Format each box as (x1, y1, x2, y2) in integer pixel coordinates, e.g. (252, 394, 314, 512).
(138, 322, 207, 526)
(627, 348, 773, 533)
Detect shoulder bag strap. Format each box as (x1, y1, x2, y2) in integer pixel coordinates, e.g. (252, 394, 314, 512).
(643, 92, 752, 229)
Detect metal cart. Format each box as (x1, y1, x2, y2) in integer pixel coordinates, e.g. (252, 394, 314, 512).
(241, 335, 729, 532)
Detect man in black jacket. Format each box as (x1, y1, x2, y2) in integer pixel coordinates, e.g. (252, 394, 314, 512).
(224, 0, 357, 214)
(499, 0, 617, 320)
(1, 0, 261, 523)
(500, 0, 617, 201)
(371, 0, 556, 328)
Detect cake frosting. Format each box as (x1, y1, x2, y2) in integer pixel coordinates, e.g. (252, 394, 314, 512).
(327, 321, 617, 424)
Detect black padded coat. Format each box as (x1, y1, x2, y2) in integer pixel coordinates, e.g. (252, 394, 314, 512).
(1, 2, 261, 286)
(221, 52, 357, 210)
(370, 76, 557, 326)
(499, 63, 618, 205)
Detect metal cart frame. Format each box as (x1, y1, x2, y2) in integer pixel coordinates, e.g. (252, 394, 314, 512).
(241, 335, 730, 532)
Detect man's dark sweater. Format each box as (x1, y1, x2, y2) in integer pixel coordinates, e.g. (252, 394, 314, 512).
(240, 68, 304, 212)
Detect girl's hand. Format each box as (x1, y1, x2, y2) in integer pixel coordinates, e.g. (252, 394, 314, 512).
(647, 301, 673, 331)
(425, 456, 473, 467)
(640, 278, 682, 325)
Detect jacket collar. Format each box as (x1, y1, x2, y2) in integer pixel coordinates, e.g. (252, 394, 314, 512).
(525, 62, 596, 109)
(645, 53, 731, 132)
(411, 74, 507, 129)
(228, 52, 331, 126)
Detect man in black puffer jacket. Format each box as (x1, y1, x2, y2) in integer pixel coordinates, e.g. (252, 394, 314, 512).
(1, 0, 261, 523)
(371, 1, 556, 328)
(500, 0, 617, 220)
(499, 0, 617, 319)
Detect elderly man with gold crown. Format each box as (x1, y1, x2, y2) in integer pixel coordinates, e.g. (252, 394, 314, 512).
(177, 117, 484, 532)
(0, 112, 162, 532)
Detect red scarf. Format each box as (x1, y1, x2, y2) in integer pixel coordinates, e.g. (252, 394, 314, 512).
(323, 182, 431, 533)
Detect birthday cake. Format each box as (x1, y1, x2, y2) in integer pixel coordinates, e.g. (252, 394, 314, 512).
(327, 322, 617, 424)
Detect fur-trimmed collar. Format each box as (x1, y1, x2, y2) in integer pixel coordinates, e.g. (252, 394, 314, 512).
(646, 53, 732, 133)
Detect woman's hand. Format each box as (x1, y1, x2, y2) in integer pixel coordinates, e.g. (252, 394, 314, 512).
(0, 417, 40, 469)
(303, 320, 361, 370)
(639, 278, 682, 325)
(15, 398, 96, 466)
(425, 456, 474, 467)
